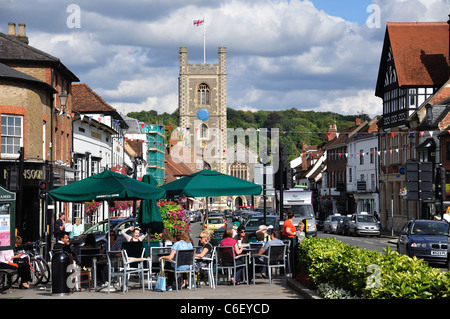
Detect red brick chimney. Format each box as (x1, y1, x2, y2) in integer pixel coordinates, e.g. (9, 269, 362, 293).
(327, 124, 337, 141)
(355, 117, 362, 126)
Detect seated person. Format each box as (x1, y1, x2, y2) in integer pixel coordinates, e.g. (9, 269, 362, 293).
(233, 226, 248, 246)
(53, 232, 77, 259)
(122, 226, 146, 242)
(256, 229, 284, 277)
(159, 230, 193, 290)
(194, 230, 214, 282)
(220, 228, 244, 285)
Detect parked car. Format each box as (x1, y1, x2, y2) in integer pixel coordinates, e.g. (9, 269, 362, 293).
(349, 212, 381, 237)
(232, 210, 246, 223)
(244, 215, 279, 233)
(209, 211, 226, 220)
(255, 208, 273, 215)
(193, 211, 202, 222)
(239, 215, 279, 242)
(323, 214, 345, 233)
(223, 209, 233, 218)
(336, 217, 351, 235)
(71, 217, 137, 247)
(239, 211, 260, 225)
(203, 216, 226, 234)
(397, 219, 449, 265)
(187, 211, 196, 223)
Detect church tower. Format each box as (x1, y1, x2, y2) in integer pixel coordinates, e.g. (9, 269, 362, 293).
(178, 46, 227, 174)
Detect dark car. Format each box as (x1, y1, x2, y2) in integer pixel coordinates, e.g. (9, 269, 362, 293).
(232, 210, 246, 223)
(239, 211, 260, 225)
(397, 219, 449, 265)
(244, 215, 279, 232)
(336, 217, 351, 235)
(323, 215, 345, 233)
(244, 215, 279, 241)
(71, 217, 138, 247)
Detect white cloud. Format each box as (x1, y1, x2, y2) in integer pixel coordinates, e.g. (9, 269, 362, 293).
(11, 0, 449, 118)
(319, 89, 383, 117)
(111, 92, 178, 115)
(30, 31, 105, 66)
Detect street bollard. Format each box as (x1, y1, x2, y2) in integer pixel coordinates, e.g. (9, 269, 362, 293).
(51, 250, 71, 295)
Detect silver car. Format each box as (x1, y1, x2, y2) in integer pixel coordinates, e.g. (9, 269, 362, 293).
(349, 212, 381, 237)
(323, 215, 345, 233)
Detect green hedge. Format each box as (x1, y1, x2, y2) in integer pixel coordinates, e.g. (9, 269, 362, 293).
(296, 237, 450, 299)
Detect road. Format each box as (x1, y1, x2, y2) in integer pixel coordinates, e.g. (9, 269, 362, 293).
(318, 230, 396, 253)
(317, 230, 448, 271)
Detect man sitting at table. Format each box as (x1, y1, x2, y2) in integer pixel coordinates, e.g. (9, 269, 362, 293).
(255, 229, 284, 278)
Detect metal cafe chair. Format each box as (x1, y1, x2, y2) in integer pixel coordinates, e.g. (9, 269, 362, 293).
(251, 244, 286, 285)
(164, 249, 196, 292)
(215, 246, 249, 286)
(195, 246, 216, 289)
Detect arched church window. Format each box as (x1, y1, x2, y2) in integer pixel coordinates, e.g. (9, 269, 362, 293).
(197, 83, 210, 105)
(201, 123, 208, 139)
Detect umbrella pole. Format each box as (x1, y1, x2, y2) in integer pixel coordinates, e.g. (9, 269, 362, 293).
(206, 197, 209, 228)
(106, 201, 111, 251)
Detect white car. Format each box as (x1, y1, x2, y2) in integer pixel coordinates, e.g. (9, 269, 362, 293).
(349, 212, 381, 237)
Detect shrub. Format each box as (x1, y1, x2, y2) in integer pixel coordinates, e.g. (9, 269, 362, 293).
(297, 237, 450, 299)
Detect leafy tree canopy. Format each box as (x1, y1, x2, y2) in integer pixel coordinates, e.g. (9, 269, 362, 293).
(127, 108, 370, 161)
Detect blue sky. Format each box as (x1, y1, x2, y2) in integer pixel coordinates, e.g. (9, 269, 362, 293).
(0, 0, 448, 117)
(312, 0, 373, 25)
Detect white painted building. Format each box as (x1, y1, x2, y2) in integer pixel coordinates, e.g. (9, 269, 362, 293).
(346, 119, 379, 215)
(71, 83, 128, 224)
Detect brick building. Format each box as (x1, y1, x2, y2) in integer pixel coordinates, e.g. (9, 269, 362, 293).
(0, 23, 79, 241)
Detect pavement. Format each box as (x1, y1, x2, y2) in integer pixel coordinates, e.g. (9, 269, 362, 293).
(0, 275, 309, 300)
(0, 229, 399, 303)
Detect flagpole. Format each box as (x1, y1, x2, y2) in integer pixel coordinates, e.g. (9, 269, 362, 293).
(203, 17, 206, 64)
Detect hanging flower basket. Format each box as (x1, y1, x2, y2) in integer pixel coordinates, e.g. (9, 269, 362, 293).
(399, 187, 407, 198)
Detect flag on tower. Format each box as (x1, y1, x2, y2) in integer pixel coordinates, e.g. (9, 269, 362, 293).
(193, 19, 204, 26)
(193, 18, 206, 64)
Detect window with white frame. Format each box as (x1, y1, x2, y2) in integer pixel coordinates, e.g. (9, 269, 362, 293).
(1, 115, 23, 156)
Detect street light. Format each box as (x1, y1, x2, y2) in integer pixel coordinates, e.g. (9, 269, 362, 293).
(58, 89, 68, 108)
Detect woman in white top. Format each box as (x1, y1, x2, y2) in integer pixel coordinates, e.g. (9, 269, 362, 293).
(122, 226, 146, 242)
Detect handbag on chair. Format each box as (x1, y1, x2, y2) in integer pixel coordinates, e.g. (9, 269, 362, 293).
(154, 260, 166, 292)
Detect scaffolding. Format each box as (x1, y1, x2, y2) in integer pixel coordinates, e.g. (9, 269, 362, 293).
(142, 124, 165, 185)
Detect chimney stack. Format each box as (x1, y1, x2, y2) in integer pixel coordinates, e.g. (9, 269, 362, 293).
(8, 22, 16, 36)
(16, 23, 29, 44)
(355, 117, 362, 126)
(6, 22, 29, 44)
(327, 124, 337, 141)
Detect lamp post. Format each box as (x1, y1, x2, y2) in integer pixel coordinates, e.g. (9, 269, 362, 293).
(45, 89, 69, 258)
(59, 89, 68, 109)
